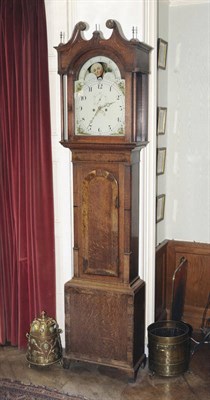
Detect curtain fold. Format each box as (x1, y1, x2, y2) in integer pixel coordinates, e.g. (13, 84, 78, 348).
(0, 0, 56, 348)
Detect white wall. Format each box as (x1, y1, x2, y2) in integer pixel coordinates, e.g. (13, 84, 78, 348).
(157, 0, 210, 244)
(45, 0, 73, 343)
(70, 0, 145, 40)
(45, 0, 157, 345)
(166, 1, 210, 242)
(156, 0, 169, 244)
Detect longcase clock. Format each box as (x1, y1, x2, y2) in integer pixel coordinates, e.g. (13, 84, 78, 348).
(55, 20, 152, 380)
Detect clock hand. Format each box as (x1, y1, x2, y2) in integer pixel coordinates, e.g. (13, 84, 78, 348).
(100, 101, 115, 109)
(87, 101, 115, 129)
(87, 106, 103, 128)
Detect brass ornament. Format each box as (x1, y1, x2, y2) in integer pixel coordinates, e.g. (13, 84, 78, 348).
(26, 311, 62, 366)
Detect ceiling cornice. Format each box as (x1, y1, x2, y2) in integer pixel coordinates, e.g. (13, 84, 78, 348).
(169, 0, 209, 6)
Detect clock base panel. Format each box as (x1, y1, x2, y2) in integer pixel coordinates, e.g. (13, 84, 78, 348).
(63, 278, 145, 380)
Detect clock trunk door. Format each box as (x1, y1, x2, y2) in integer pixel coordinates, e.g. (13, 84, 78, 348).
(77, 167, 119, 278)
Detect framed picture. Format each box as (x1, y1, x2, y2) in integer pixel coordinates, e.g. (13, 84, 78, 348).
(157, 147, 166, 175)
(156, 194, 165, 223)
(157, 107, 167, 135)
(158, 38, 168, 69)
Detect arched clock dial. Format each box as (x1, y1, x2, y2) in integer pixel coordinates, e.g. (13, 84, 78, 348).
(74, 56, 125, 136)
(78, 56, 122, 81)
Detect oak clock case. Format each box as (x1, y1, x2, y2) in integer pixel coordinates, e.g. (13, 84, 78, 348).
(55, 20, 151, 380)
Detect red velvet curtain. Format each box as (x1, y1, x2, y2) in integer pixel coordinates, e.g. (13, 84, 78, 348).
(0, 0, 56, 348)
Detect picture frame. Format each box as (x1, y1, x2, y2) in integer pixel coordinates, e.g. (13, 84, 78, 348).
(157, 107, 167, 135)
(157, 38, 168, 70)
(156, 194, 165, 223)
(157, 147, 166, 175)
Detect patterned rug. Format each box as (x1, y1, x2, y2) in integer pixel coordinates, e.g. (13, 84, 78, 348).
(0, 379, 89, 400)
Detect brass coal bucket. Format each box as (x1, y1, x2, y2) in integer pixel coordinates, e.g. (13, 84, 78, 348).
(148, 320, 190, 377)
(26, 311, 62, 366)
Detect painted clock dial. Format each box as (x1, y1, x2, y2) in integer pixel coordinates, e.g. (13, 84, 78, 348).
(74, 56, 125, 136)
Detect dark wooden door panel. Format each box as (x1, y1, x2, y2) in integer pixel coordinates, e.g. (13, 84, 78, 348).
(82, 169, 119, 276)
